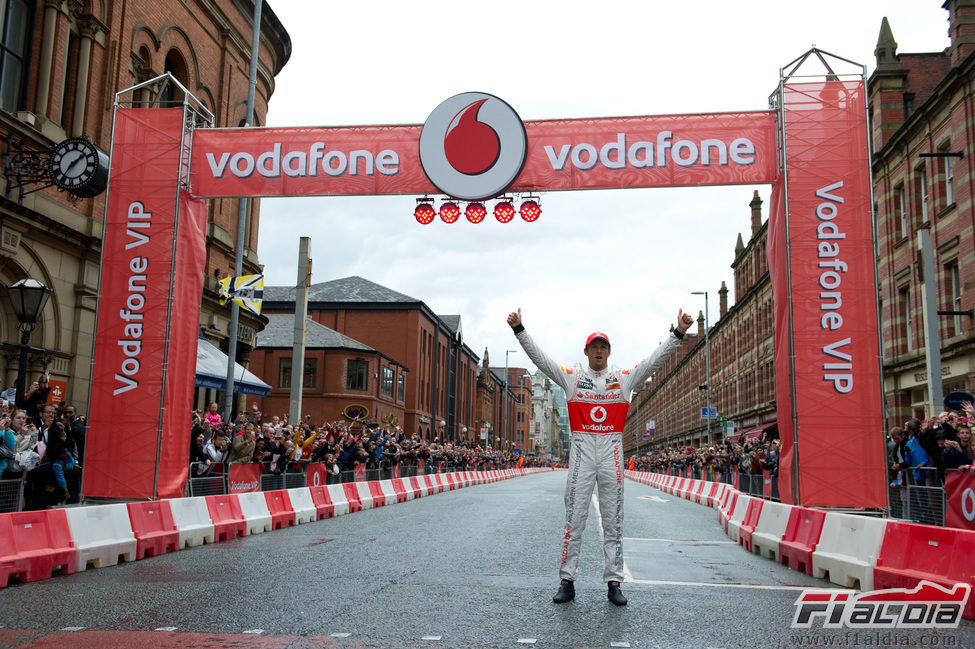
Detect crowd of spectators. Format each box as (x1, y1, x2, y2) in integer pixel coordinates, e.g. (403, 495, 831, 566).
(188, 402, 556, 481)
(0, 371, 86, 510)
(630, 434, 780, 484)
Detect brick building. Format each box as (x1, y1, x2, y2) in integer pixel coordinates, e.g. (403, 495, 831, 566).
(249, 313, 407, 428)
(870, 1, 975, 426)
(624, 191, 777, 454)
(259, 275, 480, 442)
(0, 1, 290, 413)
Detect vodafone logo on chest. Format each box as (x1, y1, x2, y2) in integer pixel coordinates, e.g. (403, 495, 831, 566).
(590, 406, 608, 423)
(419, 92, 527, 200)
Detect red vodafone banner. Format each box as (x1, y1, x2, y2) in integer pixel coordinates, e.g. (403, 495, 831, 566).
(228, 463, 260, 493)
(84, 108, 208, 500)
(306, 462, 328, 487)
(772, 80, 885, 507)
(945, 470, 975, 531)
(188, 111, 776, 198)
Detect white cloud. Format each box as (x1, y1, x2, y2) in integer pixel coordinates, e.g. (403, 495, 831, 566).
(257, 0, 949, 373)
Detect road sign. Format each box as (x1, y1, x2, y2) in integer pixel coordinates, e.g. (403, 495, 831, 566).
(701, 407, 717, 419)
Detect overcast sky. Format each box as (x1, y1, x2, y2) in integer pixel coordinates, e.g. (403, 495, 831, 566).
(257, 1, 949, 376)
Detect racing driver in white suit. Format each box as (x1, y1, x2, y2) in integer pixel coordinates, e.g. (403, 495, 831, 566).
(507, 307, 694, 605)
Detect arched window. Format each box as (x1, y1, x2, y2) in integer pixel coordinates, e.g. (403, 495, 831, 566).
(162, 49, 187, 103)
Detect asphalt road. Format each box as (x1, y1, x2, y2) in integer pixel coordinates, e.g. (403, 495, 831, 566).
(1, 472, 973, 649)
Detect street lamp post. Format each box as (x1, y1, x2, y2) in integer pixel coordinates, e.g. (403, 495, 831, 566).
(691, 291, 711, 446)
(5, 279, 53, 406)
(504, 349, 516, 452)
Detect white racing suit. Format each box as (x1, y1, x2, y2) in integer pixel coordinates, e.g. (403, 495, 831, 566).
(514, 327, 683, 582)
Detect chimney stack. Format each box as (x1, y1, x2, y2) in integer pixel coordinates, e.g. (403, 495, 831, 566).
(750, 190, 763, 237)
(945, 0, 975, 67)
(719, 281, 729, 319)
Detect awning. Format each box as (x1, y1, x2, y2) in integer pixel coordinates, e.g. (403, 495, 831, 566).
(728, 422, 777, 443)
(195, 337, 271, 396)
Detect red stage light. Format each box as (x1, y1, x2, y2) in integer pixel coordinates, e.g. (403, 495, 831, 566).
(466, 202, 487, 223)
(494, 199, 515, 223)
(440, 201, 461, 223)
(415, 201, 436, 225)
(520, 199, 541, 222)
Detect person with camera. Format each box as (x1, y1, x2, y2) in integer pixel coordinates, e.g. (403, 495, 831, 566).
(17, 371, 51, 428)
(0, 409, 16, 479)
(942, 422, 973, 470)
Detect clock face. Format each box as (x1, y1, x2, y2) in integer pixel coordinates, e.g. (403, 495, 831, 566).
(49, 138, 109, 197)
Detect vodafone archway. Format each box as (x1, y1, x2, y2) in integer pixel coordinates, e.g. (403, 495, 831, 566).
(84, 49, 885, 510)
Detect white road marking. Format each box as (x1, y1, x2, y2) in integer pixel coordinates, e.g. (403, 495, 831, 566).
(154, 627, 178, 632)
(623, 537, 735, 544)
(625, 577, 856, 593)
(517, 640, 538, 644)
(60, 627, 85, 632)
(330, 633, 351, 637)
(639, 495, 669, 503)
(421, 636, 443, 641)
(242, 629, 264, 634)
(611, 643, 631, 648)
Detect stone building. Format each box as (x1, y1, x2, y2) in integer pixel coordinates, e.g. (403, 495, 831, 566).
(0, 0, 290, 413)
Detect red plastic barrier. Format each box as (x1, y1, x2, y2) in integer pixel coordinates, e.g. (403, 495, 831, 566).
(390, 478, 409, 503)
(264, 490, 297, 529)
(126, 501, 179, 559)
(0, 510, 77, 586)
(693, 480, 707, 502)
(721, 492, 740, 533)
(874, 521, 975, 620)
(409, 476, 424, 497)
(308, 486, 335, 519)
(445, 474, 456, 490)
(368, 481, 386, 507)
(341, 482, 363, 513)
(433, 474, 445, 493)
(204, 494, 247, 541)
(422, 475, 435, 496)
(778, 506, 826, 575)
(738, 499, 764, 552)
(704, 483, 720, 507)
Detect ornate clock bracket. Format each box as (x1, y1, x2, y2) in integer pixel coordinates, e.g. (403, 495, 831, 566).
(1, 135, 56, 204)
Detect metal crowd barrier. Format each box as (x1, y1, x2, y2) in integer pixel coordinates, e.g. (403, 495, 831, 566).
(0, 475, 25, 513)
(888, 466, 946, 527)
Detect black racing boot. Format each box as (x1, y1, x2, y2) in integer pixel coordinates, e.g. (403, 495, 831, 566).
(553, 579, 575, 603)
(607, 580, 627, 606)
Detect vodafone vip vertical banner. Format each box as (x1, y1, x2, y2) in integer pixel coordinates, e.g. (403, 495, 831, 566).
(775, 80, 885, 507)
(84, 108, 207, 500)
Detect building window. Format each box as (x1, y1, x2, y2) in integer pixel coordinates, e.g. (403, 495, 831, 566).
(899, 287, 913, 353)
(896, 184, 907, 239)
(303, 358, 317, 389)
(279, 358, 316, 389)
(397, 372, 405, 402)
(381, 366, 394, 398)
(917, 164, 929, 223)
(347, 359, 368, 391)
(278, 358, 292, 388)
(0, 0, 34, 113)
(944, 150, 955, 207)
(948, 261, 962, 337)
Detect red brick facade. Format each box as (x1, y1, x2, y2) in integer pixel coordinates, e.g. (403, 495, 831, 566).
(870, 2, 975, 426)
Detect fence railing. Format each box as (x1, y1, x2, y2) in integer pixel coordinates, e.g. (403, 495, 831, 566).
(186, 460, 514, 498)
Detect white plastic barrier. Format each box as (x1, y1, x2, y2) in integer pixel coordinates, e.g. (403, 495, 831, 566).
(167, 496, 216, 548)
(750, 500, 793, 560)
(64, 503, 138, 572)
(726, 495, 754, 543)
(812, 512, 889, 592)
(378, 479, 399, 504)
(287, 488, 318, 523)
(354, 482, 375, 509)
(708, 483, 729, 508)
(326, 483, 351, 516)
(236, 491, 273, 534)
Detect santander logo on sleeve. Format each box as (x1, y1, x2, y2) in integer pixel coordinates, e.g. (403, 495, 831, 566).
(419, 92, 528, 201)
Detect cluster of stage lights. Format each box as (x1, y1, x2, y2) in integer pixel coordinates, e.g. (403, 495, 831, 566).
(414, 196, 541, 225)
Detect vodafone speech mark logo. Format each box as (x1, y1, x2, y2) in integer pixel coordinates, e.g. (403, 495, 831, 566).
(590, 406, 608, 423)
(419, 92, 527, 201)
